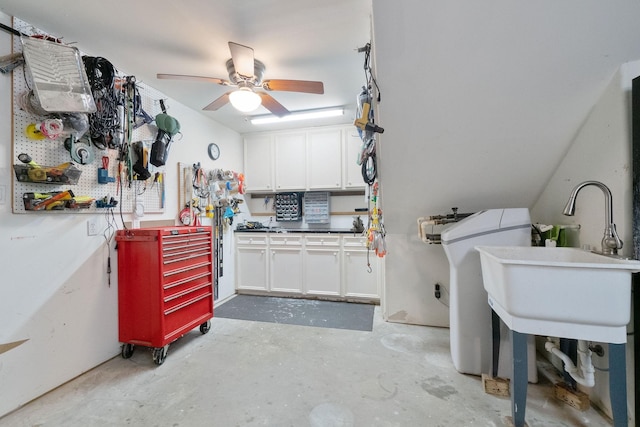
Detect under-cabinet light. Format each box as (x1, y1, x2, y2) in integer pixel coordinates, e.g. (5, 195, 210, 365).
(250, 108, 344, 125)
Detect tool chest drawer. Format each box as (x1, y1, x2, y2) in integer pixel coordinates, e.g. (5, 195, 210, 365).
(116, 226, 214, 365)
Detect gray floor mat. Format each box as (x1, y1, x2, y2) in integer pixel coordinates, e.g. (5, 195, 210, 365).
(215, 295, 375, 331)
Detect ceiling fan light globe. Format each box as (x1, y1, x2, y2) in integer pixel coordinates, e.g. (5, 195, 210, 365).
(229, 88, 262, 113)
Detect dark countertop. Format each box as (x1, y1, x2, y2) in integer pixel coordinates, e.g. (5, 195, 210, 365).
(234, 227, 363, 234)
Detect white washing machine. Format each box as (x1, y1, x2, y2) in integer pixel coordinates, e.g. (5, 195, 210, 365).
(441, 208, 537, 381)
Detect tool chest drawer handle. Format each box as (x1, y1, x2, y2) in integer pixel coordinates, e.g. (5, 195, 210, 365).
(164, 282, 212, 303)
(163, 271, 211, 290)
(164, 292, 212, 315)
(162, 236, 211, 246)
(163, 245, 210, 256)
(163, 242, 211, 251)
(163, 241, 210, 251)
(164, 261, 212, 277)
(163, 252, 212, 265)
(162, 230, 211, 240)
(115, 235, 158, 242)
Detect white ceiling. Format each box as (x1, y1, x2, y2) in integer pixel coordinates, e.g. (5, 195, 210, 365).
(0, 0, 372, 134)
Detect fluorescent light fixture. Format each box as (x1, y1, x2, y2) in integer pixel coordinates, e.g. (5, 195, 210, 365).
(229, 88, 262, 112)
(250, 108, 344, 125)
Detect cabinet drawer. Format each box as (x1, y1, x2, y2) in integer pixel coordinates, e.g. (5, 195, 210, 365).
(343, 236, 368, 248)
(163, 231, 210, 251)
(161, 230, 211, 247)
(305, 235, 340, 247)
(162, 232, 211, 246)
(236, 234, 268, 245)
(163, 292, 213, 340)
(269, 235, 302, 246)
(163, 271, 212, 297)
(163, 260, 212, 285)
(163, 243, 211, 264)
(164, 281, 212, 312)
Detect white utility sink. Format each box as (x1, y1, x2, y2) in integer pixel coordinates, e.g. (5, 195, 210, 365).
(475, 246, 640, 343)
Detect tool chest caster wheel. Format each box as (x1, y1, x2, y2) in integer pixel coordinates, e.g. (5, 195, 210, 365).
(199, 320, 211, 334)
(152, 345, 169, 365)
(121, 343, 134, 359)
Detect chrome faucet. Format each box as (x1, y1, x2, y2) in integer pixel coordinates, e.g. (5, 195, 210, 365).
(562, 180, 623, 255)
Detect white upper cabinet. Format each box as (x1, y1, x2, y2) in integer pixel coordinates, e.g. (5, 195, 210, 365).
(307, 128, 342, 190)
(244, 134, 274, 192)
(344, 129, 366, 189)
(274, 132, 306, 191)
(243, 125, 365, 192)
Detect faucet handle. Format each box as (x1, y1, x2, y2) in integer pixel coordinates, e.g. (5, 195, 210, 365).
(603, 224, 623, 255)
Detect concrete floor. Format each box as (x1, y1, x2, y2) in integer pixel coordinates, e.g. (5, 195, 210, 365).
(0, 306, 614, 427)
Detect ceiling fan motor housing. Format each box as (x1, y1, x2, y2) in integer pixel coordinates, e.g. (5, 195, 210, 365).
(226, 58, 265, 86)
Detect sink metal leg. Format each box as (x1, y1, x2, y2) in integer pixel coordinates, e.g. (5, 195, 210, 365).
(491, 309, 500, 377)
(609, 343, 628, 427)
(511, 330, 528, 427)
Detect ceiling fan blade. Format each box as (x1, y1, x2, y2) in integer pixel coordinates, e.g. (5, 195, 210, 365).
(157, 73, 230, 86)
(203, 92, 232, 111)
(228, 42, 255, 78)
(258, 92, 290, 117)
(262, 79, 324, 94)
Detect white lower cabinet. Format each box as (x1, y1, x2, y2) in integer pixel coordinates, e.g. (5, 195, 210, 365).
(235, 232, 380, 302)
(343, 237, 379, 299)
(269, 235, 303, 293)
(235, 234, 268, 291)
(304, 235, 341, 296)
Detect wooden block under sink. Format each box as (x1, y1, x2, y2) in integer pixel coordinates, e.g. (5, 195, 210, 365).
(482, 373, 510, 397)
(504, 416, 529, 427)
(553, 382, 590, 411)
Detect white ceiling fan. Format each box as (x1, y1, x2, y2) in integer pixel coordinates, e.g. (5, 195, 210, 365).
(157, 41, 324, 117)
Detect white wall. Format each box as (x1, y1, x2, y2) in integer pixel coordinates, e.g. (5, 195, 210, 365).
(531, 61, 640, 423)
(0, 12, 242, 417)
(531, 63, 637, 254)
(370, 0, 640, 327)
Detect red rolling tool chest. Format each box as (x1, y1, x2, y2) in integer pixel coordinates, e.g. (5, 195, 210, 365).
(116, 226, 214, 365)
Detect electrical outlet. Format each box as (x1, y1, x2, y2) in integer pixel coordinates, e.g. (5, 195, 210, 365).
(87, 217, 99, 236)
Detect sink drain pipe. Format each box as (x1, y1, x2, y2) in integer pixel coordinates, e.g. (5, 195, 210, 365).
(545, 338, 595, 387)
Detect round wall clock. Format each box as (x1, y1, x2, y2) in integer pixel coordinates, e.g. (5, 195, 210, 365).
(208, 143, 220, 160)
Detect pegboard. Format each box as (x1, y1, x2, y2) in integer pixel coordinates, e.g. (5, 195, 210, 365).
(11, 17, 166, 214)
(177, 162, 245, 225)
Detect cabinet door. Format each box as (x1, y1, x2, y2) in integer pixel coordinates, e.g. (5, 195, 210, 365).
(343, 250, 379, 299)
(270, 247, 303, 293)
(308, 129, 342, 190)
(244, 135, 274, 191)
(344, 128, 366, 189)
(236, 246, 268, 291)
(343, 237, 379, 300)
(274, 132, 306, 190)
(305, 248, 341, 296)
